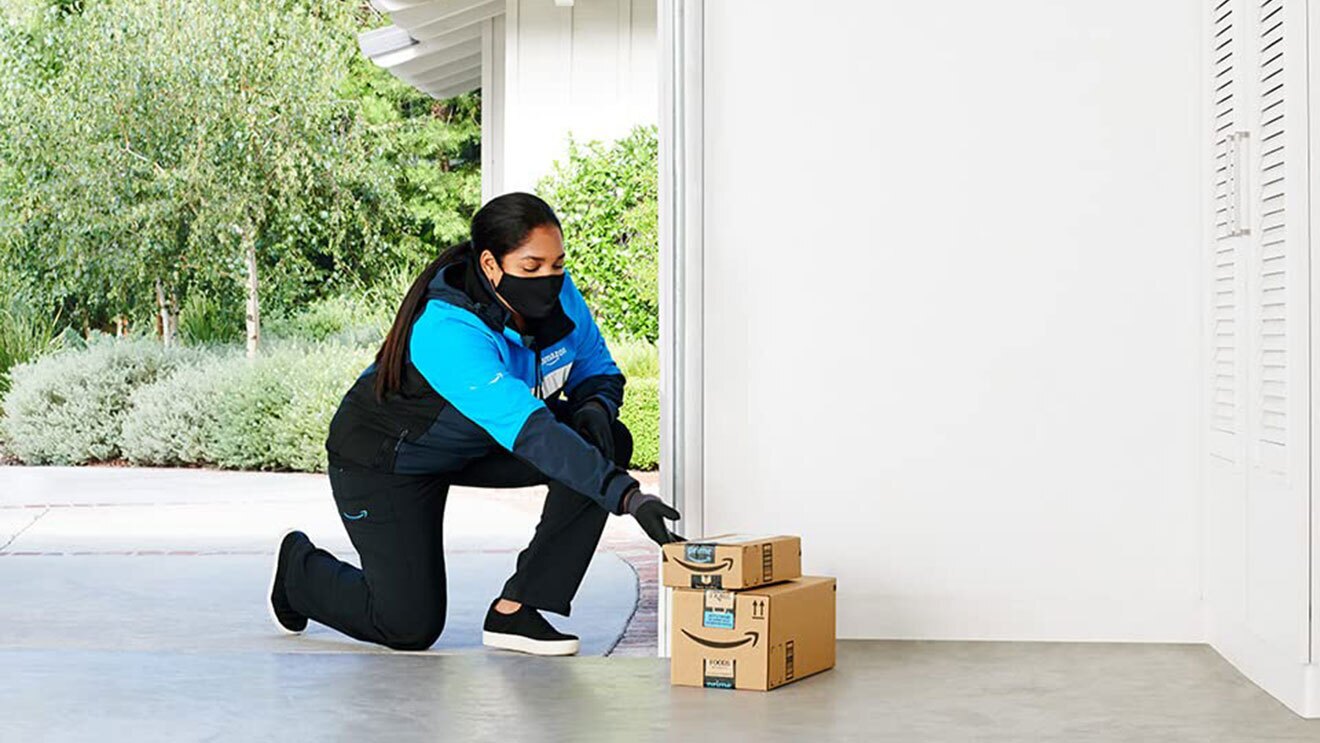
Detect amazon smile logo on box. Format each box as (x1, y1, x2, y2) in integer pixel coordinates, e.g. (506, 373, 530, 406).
(662, 534, 801, 590)
(681, 629, 760, 649)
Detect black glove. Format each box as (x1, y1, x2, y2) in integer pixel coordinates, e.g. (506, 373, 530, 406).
(571, 399, 615, 464)
(622, 488, 683, 546)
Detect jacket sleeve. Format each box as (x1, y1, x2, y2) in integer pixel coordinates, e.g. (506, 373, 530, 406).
(560, 272, 626, 418)
(409, 302, 637, 513)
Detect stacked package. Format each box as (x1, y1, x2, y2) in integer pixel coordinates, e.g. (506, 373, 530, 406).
(662, 534, 836, 691)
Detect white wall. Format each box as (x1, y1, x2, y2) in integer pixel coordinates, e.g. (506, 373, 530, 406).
(500, 0, 657, 193)
(698, 0, 1205, 641)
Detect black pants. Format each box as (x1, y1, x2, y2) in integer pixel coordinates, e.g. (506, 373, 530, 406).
(284, 420, 633, 651)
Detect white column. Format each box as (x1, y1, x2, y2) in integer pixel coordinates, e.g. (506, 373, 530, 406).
(657, 0, 704, 659)
(481, 14, 507, 203)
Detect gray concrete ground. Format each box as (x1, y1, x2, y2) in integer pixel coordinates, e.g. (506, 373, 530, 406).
(0, 466, 654, 656)
(3, 467, 1319, 741)
(3, 641, 1319, 741)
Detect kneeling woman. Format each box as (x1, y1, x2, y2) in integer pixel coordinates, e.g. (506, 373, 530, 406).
(267, 192, 681, 655)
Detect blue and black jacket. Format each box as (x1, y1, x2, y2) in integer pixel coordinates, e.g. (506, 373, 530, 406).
(325, 252, 638, 514)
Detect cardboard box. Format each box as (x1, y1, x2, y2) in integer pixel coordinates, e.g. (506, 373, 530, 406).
(661, 534, 802, 590)
(670, 575, 836, 691)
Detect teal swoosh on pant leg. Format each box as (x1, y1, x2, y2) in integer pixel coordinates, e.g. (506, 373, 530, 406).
(342, 510, 368, 520)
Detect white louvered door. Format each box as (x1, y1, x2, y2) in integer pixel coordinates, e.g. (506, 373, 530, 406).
(1242, 0, 1310, 662)
(1205, 0, 1313, 691)
(1209, 0, 1247, 462)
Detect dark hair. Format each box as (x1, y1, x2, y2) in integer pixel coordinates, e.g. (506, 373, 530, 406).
(373, 192, 563, 400)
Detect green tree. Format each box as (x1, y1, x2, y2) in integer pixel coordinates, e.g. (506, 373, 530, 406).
(339, 39, 482, 266)
(0, 0, 482, 346)
(538, 126, 659, 343)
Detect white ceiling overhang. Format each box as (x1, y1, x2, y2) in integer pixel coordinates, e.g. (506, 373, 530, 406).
(358, 0, 504, 99)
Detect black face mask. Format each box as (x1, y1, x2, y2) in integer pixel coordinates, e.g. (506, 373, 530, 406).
(494, 271, 565, 320)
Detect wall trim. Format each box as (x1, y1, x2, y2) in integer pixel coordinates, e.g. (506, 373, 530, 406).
(480, 14, 506, 202)
(1306, 0, 1319, 670)
(657, 0, 703, 658)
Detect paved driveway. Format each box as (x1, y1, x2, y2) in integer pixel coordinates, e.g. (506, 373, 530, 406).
(0, 465, 658, 656)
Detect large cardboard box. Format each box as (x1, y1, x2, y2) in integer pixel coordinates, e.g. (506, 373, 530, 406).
(670, 575, 836, 691)
(661, 534, 802, 590)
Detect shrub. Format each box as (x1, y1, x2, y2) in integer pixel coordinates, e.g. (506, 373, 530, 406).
(608, 339, 658, 470)
(201, 344, 371, 471)
(265, 292, 394, 348)
(119, 350, 232, 466)
(538, 126, 659, 343)
(122, 343, 371, 471)
(1, 338, 189, 464)
(609, 338, 659, 380)
(177, 294, 243, 346)
(0, 300, 64, 395)
(619, 377, 659, 470)
(272, 346, 370, 471)
(5, 333, 659, 471)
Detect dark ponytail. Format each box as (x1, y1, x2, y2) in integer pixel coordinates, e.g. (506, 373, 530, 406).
(372, 192, 563, 401)
(373, 241, 471, 400)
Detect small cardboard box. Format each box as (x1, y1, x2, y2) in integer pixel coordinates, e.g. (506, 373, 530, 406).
(670, 575, 836, 691)
(661, 534, 801, 590)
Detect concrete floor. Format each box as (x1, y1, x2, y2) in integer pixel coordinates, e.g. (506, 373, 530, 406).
(1, 551, 636, 655)
(0, 466, 653, 656)
(4, 468, 1320, 741)
(2, 641, 1318, 742)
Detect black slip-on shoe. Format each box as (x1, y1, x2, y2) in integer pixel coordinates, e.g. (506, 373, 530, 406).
(482, 599, 580, 656)
(268, 528, 309, 635)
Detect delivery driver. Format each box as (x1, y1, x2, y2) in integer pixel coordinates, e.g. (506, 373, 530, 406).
(265, 192, 682, 655)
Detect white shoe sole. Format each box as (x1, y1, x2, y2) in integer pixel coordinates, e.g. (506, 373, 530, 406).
(482, 630, 580, 656)
(267, 527, 304, 635)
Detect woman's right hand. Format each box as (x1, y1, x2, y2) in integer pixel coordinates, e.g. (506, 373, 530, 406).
(622, 489, 683, 545)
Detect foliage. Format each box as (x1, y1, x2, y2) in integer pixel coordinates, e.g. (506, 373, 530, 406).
(1, 337, 367, 470)
(618, 377, 659, 470)
(2, 335, 660, 470)
(0, 0, 480, 338)
(538, 126, 659, 343)
(196, 343, 370, 471)
(263, 262, 414, 346)
(609, 338, 660, 380)
(118, 350, 228, 465)
(0, 298, 62, 394)
(339, 41, 482, 264)
(177, 293, 243, 346)
(608, 338, 659, 470)
(266, 293, 390, 347)
(0, 337, 187, 463)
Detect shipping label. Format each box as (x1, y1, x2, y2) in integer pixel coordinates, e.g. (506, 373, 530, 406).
(702, 589, 736, 629)
(684, 543, 716, 564)
(703, 658, 735, 689)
